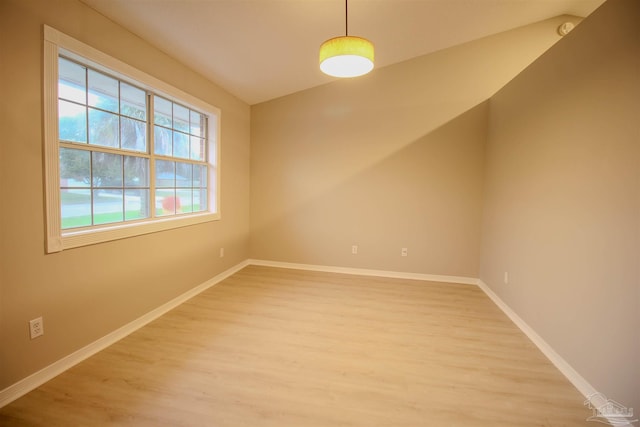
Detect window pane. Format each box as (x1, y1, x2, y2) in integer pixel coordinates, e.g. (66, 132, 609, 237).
(198, 188, 208, 212)
(154, 96, 172, 127)
(176, 162, 192, 188)
(93, 189, 123, 225)
(92, 152, 123, 187)
(177, 189, 193, 213)
(190, 111, 203, 137)
(173, 104, 189, 132)
(125, 189, 149, 220)
(60, 148, 90, 188)
(193, 189, 201, 212)
(120, 83, 146, 120)
(121, 117, 146, 152)
(124, 156, 149, 188)
(173, 131, 189, 159)
(89, 108, 119, 148)
(59, 100, 87, 143)
(59, 58, 86, 104)
(154, 125, 172, 156)
(156, 189, 176, 216)
(190, 136, 204, 161)
(88, 70, 118, 112)
(61, 189, 91, 229)
(155, 159, 174, 188)
(193, 164, 206, 188)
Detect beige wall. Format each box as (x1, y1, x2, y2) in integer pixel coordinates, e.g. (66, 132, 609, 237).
(250, 16, 576, 277)
(0, 0, 251, 389)
(480, 0, 639, 411)
(3, 0, 633, 413)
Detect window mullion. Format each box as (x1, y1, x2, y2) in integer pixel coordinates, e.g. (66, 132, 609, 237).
(59, 142, 150, 158)
(118, 82, 124, 222)
(89, 152, 95, 226)
(148, 93, 156, 219)
(86, 65, 95, 227)
(204, 115, 209, 212)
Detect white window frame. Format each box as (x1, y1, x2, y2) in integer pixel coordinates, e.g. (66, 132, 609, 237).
(43, 26, 221, 253)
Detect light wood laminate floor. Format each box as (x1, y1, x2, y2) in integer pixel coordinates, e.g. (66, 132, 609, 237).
(0, 266, 594, 426)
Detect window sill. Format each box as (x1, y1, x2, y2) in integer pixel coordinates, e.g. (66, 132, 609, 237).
(48, 212, 220, 253)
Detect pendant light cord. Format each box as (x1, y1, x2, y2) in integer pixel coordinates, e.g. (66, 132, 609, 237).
(345, 0, 349, 36)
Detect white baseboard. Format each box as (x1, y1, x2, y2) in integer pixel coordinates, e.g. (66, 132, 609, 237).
(476, 280, 638, 426)
(248, 259, 479, 285)
(3, 260, 619, 425)
(0, 259, 250, 408)
(476, 279, 597, 397)
(250, 260, 611, 415)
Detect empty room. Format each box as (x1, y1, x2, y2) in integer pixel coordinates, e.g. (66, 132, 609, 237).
(0, 0, 638, 425)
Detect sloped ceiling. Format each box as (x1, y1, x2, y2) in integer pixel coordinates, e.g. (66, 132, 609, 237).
(80, 0, 606, 105)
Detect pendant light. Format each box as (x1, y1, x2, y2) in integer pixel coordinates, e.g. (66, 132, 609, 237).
(319, 0, 374, 78)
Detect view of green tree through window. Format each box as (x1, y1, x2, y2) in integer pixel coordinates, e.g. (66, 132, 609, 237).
(58, 56, 209, 229)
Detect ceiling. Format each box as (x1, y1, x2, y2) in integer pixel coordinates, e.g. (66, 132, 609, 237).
(80, 0, 606, 105)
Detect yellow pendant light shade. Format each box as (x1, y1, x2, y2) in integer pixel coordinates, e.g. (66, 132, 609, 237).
(319, 35, 374, 78)
(319, 0, 374, 78)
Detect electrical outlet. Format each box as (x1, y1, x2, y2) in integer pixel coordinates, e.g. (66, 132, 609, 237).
(351, 245, 358, 255)
(220, 248, 224, 258)
(29, 317, 44, 339)
(401, 248, 408, 257)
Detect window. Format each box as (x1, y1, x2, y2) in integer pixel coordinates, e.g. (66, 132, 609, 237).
(44, 26, 220, 253)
